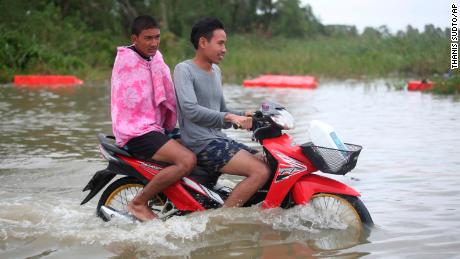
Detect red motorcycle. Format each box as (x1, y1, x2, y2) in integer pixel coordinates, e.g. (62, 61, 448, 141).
(81, 102, 373, 229)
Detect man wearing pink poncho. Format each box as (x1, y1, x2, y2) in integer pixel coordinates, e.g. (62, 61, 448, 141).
(111, 15, 196, 221)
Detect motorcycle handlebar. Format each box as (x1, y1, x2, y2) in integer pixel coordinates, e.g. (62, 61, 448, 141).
(232, 112, 269, 130)
(231, 111, 278, 142)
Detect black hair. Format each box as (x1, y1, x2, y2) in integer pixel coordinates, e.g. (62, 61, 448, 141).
(190, 18, 224, 49)
(131, 15, 159, 35)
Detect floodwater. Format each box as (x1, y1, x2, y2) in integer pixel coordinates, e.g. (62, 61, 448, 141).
(1, 81, 460, 258)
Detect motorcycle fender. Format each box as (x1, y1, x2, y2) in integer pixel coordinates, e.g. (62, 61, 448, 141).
(292, 174, 360, 205)
(80, 168, 116, 205)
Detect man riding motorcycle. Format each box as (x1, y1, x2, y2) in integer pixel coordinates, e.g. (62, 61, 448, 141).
(173, 18, 270, 208)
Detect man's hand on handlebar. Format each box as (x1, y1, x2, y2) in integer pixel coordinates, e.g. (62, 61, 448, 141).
(244, 110, 254, 117)
(225, 113, 253, 130)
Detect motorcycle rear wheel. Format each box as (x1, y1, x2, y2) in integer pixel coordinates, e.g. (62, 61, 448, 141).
(97, 177, 166, 221)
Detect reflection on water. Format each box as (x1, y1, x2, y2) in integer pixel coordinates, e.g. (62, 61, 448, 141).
(1, 81, 460, 258)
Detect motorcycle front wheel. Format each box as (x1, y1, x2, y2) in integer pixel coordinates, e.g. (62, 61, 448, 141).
(97, 177, 166, 221)
(309, 193, 373, 229)
(297, 194, 373, 250)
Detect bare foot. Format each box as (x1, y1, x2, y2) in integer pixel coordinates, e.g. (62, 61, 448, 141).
(127, 201, 157, 222)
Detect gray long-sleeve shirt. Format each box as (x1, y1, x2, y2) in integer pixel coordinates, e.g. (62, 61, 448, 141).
(173, 60, 243, 153)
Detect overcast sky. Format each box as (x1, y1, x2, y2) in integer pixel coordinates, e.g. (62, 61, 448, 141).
(302, 0, 450, 33)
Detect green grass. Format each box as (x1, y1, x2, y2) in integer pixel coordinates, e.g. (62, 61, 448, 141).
(219, 35, 450, 83)
(430, 75, 460, 95)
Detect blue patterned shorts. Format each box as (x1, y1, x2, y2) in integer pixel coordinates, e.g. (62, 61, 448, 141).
(197, 138, 258, 173)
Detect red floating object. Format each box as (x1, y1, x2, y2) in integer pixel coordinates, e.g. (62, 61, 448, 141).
(243, 75, 318, 89)
(407, 81, 433, 91)
(14, 75, 83, 86)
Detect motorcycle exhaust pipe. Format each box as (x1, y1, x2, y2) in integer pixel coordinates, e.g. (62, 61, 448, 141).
(100, 206, 139, 223)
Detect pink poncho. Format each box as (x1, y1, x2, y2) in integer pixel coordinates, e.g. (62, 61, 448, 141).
(111, 47, 176, 147)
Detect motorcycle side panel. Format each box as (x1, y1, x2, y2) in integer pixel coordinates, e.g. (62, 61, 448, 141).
(262, 134, 316, 208)
(291, 174, 360, 205)
(121, 155, 206, 211)
(162, 182, 206, 211)
(120, 155, 163, 180)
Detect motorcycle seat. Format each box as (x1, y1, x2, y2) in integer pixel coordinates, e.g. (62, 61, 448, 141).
(97, 133, 171, 166)
(98, 134, 133, 157)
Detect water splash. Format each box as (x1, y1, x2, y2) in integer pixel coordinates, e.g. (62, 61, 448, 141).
(0, 193, 363, 257)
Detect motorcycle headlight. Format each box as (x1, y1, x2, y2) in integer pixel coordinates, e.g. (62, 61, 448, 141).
(271, 109, 295, 130)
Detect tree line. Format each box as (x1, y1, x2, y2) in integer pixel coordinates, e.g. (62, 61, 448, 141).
(0, 0, 451, 83)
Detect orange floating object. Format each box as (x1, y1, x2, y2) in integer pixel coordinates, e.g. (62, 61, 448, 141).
(14, 75, 84, 86)
(407, 80, 433, 91)
(243, 75, 318, 89)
